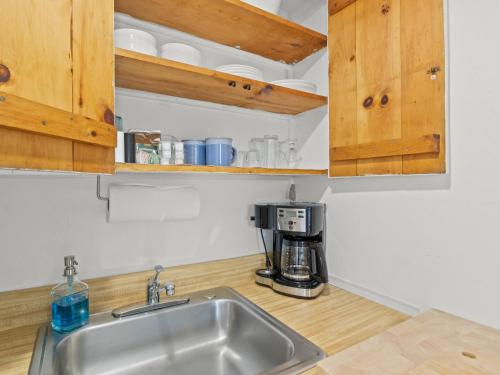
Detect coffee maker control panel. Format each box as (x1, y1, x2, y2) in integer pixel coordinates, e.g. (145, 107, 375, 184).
(277, 208, 306, 233)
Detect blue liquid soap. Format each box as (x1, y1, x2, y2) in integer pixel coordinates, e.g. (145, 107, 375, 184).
(51, 293, 89, 333)
(51, 256, 89, 333)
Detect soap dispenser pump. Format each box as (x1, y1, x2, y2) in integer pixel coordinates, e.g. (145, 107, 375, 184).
(50, 255, 89, 333)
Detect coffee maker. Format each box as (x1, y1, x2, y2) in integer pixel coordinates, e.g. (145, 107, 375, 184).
(252, 203, 328, 298)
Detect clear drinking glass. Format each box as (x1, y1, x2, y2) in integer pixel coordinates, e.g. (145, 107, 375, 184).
(263, 135, 279, 168)
(245, 149, 261, 167)
(249, 138, 265, 166)
(232, 151, 247, 167)
(280, 138, 301, 168)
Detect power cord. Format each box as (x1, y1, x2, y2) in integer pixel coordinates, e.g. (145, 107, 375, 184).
(260, 228, 272, 270)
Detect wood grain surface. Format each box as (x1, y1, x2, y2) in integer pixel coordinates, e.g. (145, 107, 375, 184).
(0, 0, 116, 173)
(115, 163, 328, 176)
(0, 92, 116, 147)
(72, 0, 116, 174)
(331, 134, 440, 161)
(401, 0, 446, 174)
(318, 309, 500, 375)
(115, 0, 327, 64)
(355, 0, 403, 175)
(328, 0, 446, 176)
(115, 48, 327, 115)
(0, 254, 408, 375)
(328, 2, 358, 177)
(0, 0, 74, 171)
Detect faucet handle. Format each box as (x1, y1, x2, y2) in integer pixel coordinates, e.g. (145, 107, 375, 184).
(164, 281, 175, 296)
(149, 265, 165, 285)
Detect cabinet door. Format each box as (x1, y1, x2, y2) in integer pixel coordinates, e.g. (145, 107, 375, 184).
(329, 0, 445, 177)
(0, 0, 115, 173)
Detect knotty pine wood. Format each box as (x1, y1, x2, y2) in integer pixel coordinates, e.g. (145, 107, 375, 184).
(328, 3, 358, 177)
(0, 255, 408, 375)
(356, 0, 402, 175)
(318, 309, 500, 375)
(328, 0, 446, 177)
(115, 48, 328, 115)
(0, 0, 116, 173)
(72, 0, 116, 174)
(329, 0, 357, 15)
(0, 0, 74, 171)
(115, 0, 327, 64)
(401, 0, 446, 174)
(115, 163, 328, 176)
(0, 92, 116, 148)
(331, 134, 440, 161)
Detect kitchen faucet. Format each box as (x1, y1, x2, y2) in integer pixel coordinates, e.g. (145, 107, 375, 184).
(147, 265, 175, 304)
(112, 265, 189, 318)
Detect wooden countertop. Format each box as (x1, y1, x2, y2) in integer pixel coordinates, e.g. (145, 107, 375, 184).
(318, 309, 500, 375)
(0, 255, 408, 374)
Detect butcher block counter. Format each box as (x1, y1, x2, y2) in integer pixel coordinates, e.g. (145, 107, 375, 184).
(0, 255, 407, 375)
(2, 255, 500, 375)
(317, 309, 500, 375)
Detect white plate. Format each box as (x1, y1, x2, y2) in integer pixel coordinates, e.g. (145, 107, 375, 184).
(270, 79, 318, 94)
(160, 43, 201, 66)
(216, 64, 263, 80)
(115, 28, 157, 56)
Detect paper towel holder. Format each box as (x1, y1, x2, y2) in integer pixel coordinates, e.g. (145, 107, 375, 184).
(96, 176, 109, 209)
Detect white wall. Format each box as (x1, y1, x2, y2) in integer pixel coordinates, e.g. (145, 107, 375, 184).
(0, 173, 290, 291)
(297, 0, 500, 329)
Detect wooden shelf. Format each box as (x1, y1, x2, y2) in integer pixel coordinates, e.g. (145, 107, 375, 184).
(115, 163, 327, 176)
(115, 48, 327, 115)
(114, 0, 327, 64)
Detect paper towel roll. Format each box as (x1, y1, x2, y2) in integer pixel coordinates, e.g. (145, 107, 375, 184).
(108, 184, 200, 223)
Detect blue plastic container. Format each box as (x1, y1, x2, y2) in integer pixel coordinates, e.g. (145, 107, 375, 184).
(206, 138, 236, 166)
(183, 140, 206, 165)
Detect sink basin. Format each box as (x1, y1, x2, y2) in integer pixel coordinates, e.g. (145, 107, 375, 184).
(29, 287, 325, 375)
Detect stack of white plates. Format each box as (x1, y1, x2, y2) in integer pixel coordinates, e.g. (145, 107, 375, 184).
(270, 79, 318, 94)
(115, 28, 157, 56)
(160, 43, 202, 66)
(216, 64, 264, 81)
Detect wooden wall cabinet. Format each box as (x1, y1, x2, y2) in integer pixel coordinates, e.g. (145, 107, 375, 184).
(328, 0, 445, 177)
(0, 0, 116, 173)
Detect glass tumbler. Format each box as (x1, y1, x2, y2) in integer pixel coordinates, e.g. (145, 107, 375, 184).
(245, 150, 261, 167)
(263, 135, 279, 168)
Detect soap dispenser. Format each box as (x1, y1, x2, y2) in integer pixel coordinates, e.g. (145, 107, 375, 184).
(50, 255, 89, 333)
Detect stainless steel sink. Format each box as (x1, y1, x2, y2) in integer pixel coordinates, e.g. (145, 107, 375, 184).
(29, 287, 325, 375)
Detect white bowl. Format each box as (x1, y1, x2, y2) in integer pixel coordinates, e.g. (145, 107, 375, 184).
(160, 43, 202, 66)
(241, 0, 283, 15)
(115, 28, 157, 56)
(271, 79, 318, 94)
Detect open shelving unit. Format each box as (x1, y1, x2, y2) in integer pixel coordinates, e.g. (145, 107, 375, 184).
(115, 0, 327, 64)
(115, 163, 327, 176)
(115, 49, 327, 115)
(113, 0, 329, 176)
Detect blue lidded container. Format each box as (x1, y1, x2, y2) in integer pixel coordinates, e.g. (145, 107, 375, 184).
(206, 137, 236, 166)
(183, 140, 206, 165)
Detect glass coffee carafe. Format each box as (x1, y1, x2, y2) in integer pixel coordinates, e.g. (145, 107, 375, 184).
(280, 238, 314, 281)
